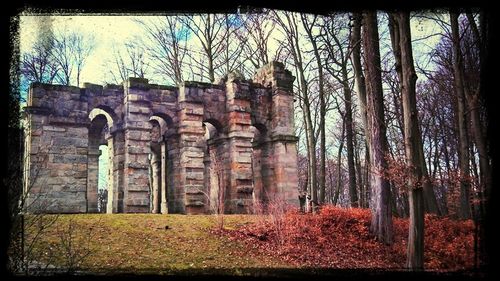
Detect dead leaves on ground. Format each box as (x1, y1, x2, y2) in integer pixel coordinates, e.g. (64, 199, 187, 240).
(224, 206, 475, 270)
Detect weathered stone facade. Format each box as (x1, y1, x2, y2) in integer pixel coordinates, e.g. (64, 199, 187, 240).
(23, 62, 299, 214)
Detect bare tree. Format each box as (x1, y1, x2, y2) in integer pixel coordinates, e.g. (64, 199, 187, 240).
(300, 14, 327, 205)
(51, 30, 95, 86)
(272, 10, 319, 212)
(450, 11, 471, 220)
(362, 11, 393, 245)
(236, 9, 274, 73)
(20, 42, 59, 85)
(180, 14, 241, 82)
(350, 12, 371, 208)
(390, 11, 425, 270)
(107, 42, 149, 84)
(319, 13, 359, 208)
(138, 16, 187, 84)
(20, 16, 59, 86)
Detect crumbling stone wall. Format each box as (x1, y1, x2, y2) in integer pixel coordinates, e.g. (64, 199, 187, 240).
(23, 61, 299, 214)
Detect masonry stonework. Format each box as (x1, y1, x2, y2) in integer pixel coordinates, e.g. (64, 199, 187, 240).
(23, 62, 299, 214)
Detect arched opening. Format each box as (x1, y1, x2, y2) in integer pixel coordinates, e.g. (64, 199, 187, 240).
(250, 123, 269, 212)
(203, 120, 225, 214)
(97, 144, 109, 213)
(88, 107, 117, 213)
(148, 113, 174, 214)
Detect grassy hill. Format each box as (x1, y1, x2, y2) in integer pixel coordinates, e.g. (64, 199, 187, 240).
(22, 206, 476, 276)
(25, 214, 289, 275)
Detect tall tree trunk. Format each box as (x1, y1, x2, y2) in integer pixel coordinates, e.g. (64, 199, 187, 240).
(278, 11, 318, 212)
(362, 11, 393, 245)
(355, 133, 365, 208)
(393, 12, 425, 270)
(450, 11, 471, 220)
(465, 11, 491, 218)
(351, 12, 371, 207)
(342, 69, 359, 208)
(388, 13, 441, 216)
(334, 121, 346, 206)
(302, 15, 326, 204)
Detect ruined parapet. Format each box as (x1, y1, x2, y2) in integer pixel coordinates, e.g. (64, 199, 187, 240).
(24, 83, 91, 213)
(252, 61, 300, 207)
(22, 61, 299, 215)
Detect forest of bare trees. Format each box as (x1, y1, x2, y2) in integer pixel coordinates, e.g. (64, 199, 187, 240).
(15, 9, 491, 271)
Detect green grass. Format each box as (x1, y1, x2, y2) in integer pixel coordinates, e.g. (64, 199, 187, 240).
(26, 214, 291, 275)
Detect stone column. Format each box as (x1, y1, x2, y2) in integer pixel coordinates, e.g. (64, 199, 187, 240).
(106, 136, 115, 214)
(177, 83, 207, 214)
(254, 62, 300, 208)
(225, 78, 254, 214)
(251, 143, 263, 211)
(165, 134, 181, 213)
(86, 147, 100, 213)
(110, 129, 125, 213)
(258, 141, 274, 208)
(123, 78, 153, 213)
(150, 146, 161, 213)
(160, 141, 168, 214)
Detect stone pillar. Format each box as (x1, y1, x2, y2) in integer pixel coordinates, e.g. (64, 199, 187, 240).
(254, 62, 300, 207)
(258, 141, 275, 207)
(122, 78, 154, 213)
(150, 145, 161, 213)
(177, 84, 207, 214)
(269, 136, 299, 206)
(106, 136, 115, 214)
(86, 147, 100, 213)
(225, 78, 254, 214)
(166, 134, 181, 213)
(160, 141, 168, 214)
(251, 142, 263, 211)
(110, 129, 125, 213)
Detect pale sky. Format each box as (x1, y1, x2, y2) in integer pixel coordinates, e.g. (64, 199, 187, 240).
(18, 12, 445, 157)
(20, 15, 145, 85)
(19, 13, 443, 87)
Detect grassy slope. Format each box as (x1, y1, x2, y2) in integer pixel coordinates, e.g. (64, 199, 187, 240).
(25, 209, 475, 275)
(28, 214, 290, 275)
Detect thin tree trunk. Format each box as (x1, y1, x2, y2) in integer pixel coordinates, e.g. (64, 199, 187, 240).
(351, 12, 371, 209)
(355, 134, 365, 208)
(362, 11, 393, 245)
(342, 69, 359, 208)
(302, 15, 326, 204)
(389, 13, 441, 216)
(450, 11, 471, 220)
(393, 12, 425, 270)
(334, 121, 346, 206)
(463, 11, 491, 215)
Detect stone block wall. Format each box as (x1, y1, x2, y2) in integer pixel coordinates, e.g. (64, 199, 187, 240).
(23, 61, 300, 214)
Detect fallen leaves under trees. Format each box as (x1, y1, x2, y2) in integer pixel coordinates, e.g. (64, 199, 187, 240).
(222, 206, 474, 270)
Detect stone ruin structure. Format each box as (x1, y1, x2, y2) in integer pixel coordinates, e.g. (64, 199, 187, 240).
(22, 62, 299, 214)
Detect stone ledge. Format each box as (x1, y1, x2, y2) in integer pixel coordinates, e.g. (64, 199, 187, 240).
(271, 134, 299, 142)
(236, 186, 254, 194)
(185, 201, 205, 207)
(83, 83, 103, 95)
(127, 77, 150, 90)
(24, 106, 53, 115)
(30, 82, 81, 93)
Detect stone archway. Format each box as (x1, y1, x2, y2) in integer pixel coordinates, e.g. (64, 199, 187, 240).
(88, 106, 117, 213)
(23, 62, 300, 214)
(148, 113, 173, 214)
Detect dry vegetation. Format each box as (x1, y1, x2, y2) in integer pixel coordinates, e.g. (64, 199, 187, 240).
(27, 214, 290, 275)
(224, 206, 475, 271)
(26, 207, 474, 275)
